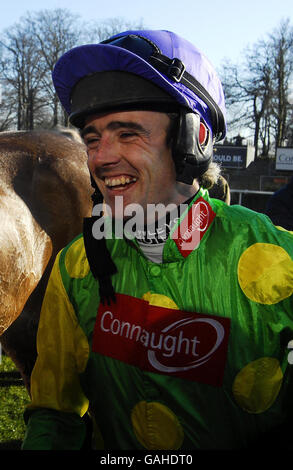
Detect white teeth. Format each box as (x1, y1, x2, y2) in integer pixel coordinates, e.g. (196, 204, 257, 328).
(105, 176, 137, 187)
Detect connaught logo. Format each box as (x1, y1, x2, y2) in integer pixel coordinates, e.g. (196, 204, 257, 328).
(93, 294, 230, 386)
(148, 316, 225, 373)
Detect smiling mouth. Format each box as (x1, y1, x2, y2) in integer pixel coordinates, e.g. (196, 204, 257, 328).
(104, 176, 137, 188)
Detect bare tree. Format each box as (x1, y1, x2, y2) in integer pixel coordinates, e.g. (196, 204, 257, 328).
(220, 18, 293, 157)
(269, 19, 293, 148)
(28, 9, 83, 127)
(0, 19, 46, 129)
(221, 40, 273, 158)
(0, 82, 15, 131)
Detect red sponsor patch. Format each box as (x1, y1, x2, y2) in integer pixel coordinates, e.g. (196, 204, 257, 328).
(172, 197, 216, 257)
(92, 294, 230, 386)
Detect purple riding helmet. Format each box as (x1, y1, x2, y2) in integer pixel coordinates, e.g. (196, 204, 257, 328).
(52, 29, 226, 183)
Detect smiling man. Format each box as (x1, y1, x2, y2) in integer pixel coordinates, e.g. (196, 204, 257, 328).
(84, 110, 196, 219)
(22, 30, 293, 450)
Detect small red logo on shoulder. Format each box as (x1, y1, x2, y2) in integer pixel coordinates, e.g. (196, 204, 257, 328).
(172, 197, 216, 257)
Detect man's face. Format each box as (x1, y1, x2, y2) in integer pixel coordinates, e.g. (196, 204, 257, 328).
(83, 110, 188, 220)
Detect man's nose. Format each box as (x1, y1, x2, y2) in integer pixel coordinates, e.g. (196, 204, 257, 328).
(88, 134, 121, 167)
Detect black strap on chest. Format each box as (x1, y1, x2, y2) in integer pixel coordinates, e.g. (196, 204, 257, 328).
(83, 176, 117, 305)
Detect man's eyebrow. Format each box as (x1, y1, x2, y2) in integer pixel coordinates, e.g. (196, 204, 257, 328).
(107, 121, 149, 135)
(80, 121, 150, 139)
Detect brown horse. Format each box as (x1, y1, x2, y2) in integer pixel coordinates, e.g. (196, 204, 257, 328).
(0, 129, 92, 389)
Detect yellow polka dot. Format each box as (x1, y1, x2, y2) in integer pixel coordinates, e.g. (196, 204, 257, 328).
(131, 401, 184, 449)
(232, 357, 283, 413)
(142, 292, 179, 309)
(65, 238, 90, 279)
(237, 243, 293, 304)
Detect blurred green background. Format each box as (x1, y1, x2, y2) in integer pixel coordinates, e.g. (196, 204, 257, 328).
(0, 354, 29, 450)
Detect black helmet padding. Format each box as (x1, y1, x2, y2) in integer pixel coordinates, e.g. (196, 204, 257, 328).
(70, 71, 179, 128)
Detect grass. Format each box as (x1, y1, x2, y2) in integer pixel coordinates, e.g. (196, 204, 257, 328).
(0, 354, 30, 450)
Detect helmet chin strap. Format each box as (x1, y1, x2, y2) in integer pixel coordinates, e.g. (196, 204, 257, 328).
(83, 174, 117, 305)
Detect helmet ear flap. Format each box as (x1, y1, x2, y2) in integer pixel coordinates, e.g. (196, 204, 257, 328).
(172, 110, 212, 185)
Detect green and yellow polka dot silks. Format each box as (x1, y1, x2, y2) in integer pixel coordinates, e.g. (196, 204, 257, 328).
(23, 188, 293, 450)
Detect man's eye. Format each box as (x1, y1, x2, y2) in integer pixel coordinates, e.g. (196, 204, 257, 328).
(120, 132, 137, 139)
(85, 137, 100, 148)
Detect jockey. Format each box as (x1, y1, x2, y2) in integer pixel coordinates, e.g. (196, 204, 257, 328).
(22, 30, 293, 450)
